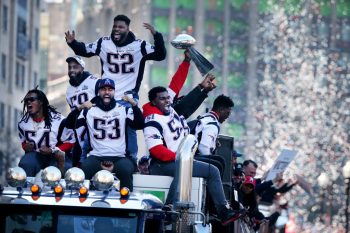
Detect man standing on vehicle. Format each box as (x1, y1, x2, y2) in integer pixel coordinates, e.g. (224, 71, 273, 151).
(65, 55, 99, 166)
(65, 14, 166, 159)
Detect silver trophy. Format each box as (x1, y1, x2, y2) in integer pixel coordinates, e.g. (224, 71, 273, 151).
(171, 34, 214, 76)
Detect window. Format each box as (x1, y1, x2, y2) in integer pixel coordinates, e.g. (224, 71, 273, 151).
(1, 53, 6, 82)
(21, 64, 25, 88)
(2, 5, 8, 33)
(16, 62, 20, 87)
(33, 71, 38, 88)
(16, 17, 28, 59)
(17, 17, 26, 35)
(0, 102, 4, 128)
(15, 62, 25, 89)
(14, 108, 21, 131)
(34, 28, 39, 52)
(17, 0, 27, 10)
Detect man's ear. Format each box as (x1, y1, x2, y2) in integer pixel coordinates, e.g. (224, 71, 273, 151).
(151, 100, 156, 106)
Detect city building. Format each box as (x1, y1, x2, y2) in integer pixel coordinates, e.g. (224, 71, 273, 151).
(0, 0, 42, 181)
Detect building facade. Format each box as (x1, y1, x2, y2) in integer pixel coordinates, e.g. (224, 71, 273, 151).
(0, 0, 42, 181)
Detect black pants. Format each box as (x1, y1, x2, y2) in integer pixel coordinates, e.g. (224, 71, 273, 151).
(81, 155, 135, 191)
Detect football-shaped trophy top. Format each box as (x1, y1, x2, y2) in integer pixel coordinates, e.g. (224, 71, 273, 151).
(171, 34, 196, 49)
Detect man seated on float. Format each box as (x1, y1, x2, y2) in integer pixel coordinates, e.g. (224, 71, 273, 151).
(66, 78, 144, 191)
(143, 86, 241, 226)
(18, 88, 75, 176)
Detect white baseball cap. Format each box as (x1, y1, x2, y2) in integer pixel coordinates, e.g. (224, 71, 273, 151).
(66, 55, 85, 69)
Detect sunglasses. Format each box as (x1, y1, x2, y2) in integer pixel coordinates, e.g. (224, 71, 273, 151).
(23, 97, 39, 103)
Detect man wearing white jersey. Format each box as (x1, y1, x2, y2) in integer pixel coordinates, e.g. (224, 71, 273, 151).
(194, 95, 233, 156)
(65, 14, 166, 99)
(65, 55, 99, 166)
(143, 87, 241, 226)
(18, 89, 75, 176)
(66, 55, 98, 110)
(192, 95, 233, 176)
(66, 78, 144, 191)
(65, 15, 165, 159)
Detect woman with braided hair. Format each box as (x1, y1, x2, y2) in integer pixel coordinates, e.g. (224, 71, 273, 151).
(18, 88, 75, 176)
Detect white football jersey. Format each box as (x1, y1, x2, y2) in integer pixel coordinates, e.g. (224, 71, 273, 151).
(66, 74, 99, 149)
(66, 75, 99, 110)
(194, 112, 220, 155)
(144, 107, 190, 152)
(18, 113, 75, 152)
(85, 37, 155, 99)
(78, 103, 134, 157)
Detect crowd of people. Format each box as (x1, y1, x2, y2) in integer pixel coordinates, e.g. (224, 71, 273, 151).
(243, 6, 350, 232)
(17, 14, 303, 230)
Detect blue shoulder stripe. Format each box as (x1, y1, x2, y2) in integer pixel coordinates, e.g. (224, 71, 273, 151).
(145, 121, 163, 134)
(207, 122, 220, 134)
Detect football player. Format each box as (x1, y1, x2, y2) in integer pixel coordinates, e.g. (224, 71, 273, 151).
(143, 87, 241, 226)
(65, 78, 144, 191)
(192, 95, 234, 176)
(18, 88, 75, 176)
(65, 55, 99, 166)
(65, 14, 166, 159)
(65, 14, 166, 99)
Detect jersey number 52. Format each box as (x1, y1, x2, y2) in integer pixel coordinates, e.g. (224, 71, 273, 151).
(107, 53, 134, 74)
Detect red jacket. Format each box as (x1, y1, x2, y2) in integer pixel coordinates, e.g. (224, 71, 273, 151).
(143, 60, 190, 161)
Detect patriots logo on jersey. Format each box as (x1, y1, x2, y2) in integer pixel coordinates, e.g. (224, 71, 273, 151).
(112, 112, 120, 117)
(148, 134, 161, 139)
(82, 85, 88, 90)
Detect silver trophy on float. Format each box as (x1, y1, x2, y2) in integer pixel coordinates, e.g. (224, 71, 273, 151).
(171, 34, 214, 76)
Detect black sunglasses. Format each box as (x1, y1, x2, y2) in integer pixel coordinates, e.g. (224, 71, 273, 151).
(23, 97, 39, 103)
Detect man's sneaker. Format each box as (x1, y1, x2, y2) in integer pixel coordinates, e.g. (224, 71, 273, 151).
(219, 208, 243, 226)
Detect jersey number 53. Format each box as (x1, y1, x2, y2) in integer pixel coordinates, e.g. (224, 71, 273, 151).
(93, 118, 120, 140)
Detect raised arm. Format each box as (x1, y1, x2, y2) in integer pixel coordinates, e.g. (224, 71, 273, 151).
(123, 95, 144, 129)
(174, 74, 216, 119)
(142, 23, 166, 61)
(65, 30, 100, 57)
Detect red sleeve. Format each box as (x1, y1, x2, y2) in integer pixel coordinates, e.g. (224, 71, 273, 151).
(21, 142, 26, 150)
(57, 143, 75, 153)
(149, 145, 176, 162)
(168, 61, 190, 95)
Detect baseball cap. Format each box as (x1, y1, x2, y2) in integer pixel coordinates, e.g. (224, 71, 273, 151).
(242, 176, 256, 188)
(98, 78, 115, 90)
(138, 155, 150, 165)
(232, 150, 243, 158)
(66, 55, 85, 69)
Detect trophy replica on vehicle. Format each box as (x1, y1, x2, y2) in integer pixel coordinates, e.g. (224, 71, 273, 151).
(171, 34, 214, 76)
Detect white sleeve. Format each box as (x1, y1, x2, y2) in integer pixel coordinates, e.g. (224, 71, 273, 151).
(198, 124, 219, 155)
(126, 107, 134, 121)
(18, 122, 25, 143)
(58, 117, 76, 144)
(144, 119, 164, 149)
(60, 127, 76, 144)
(85, 38, 101, 54)
(144, 41, 155, 54)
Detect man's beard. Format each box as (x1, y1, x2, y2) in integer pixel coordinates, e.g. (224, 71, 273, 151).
(69, 72, 84, 87)
(112, 31, 128, 44)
